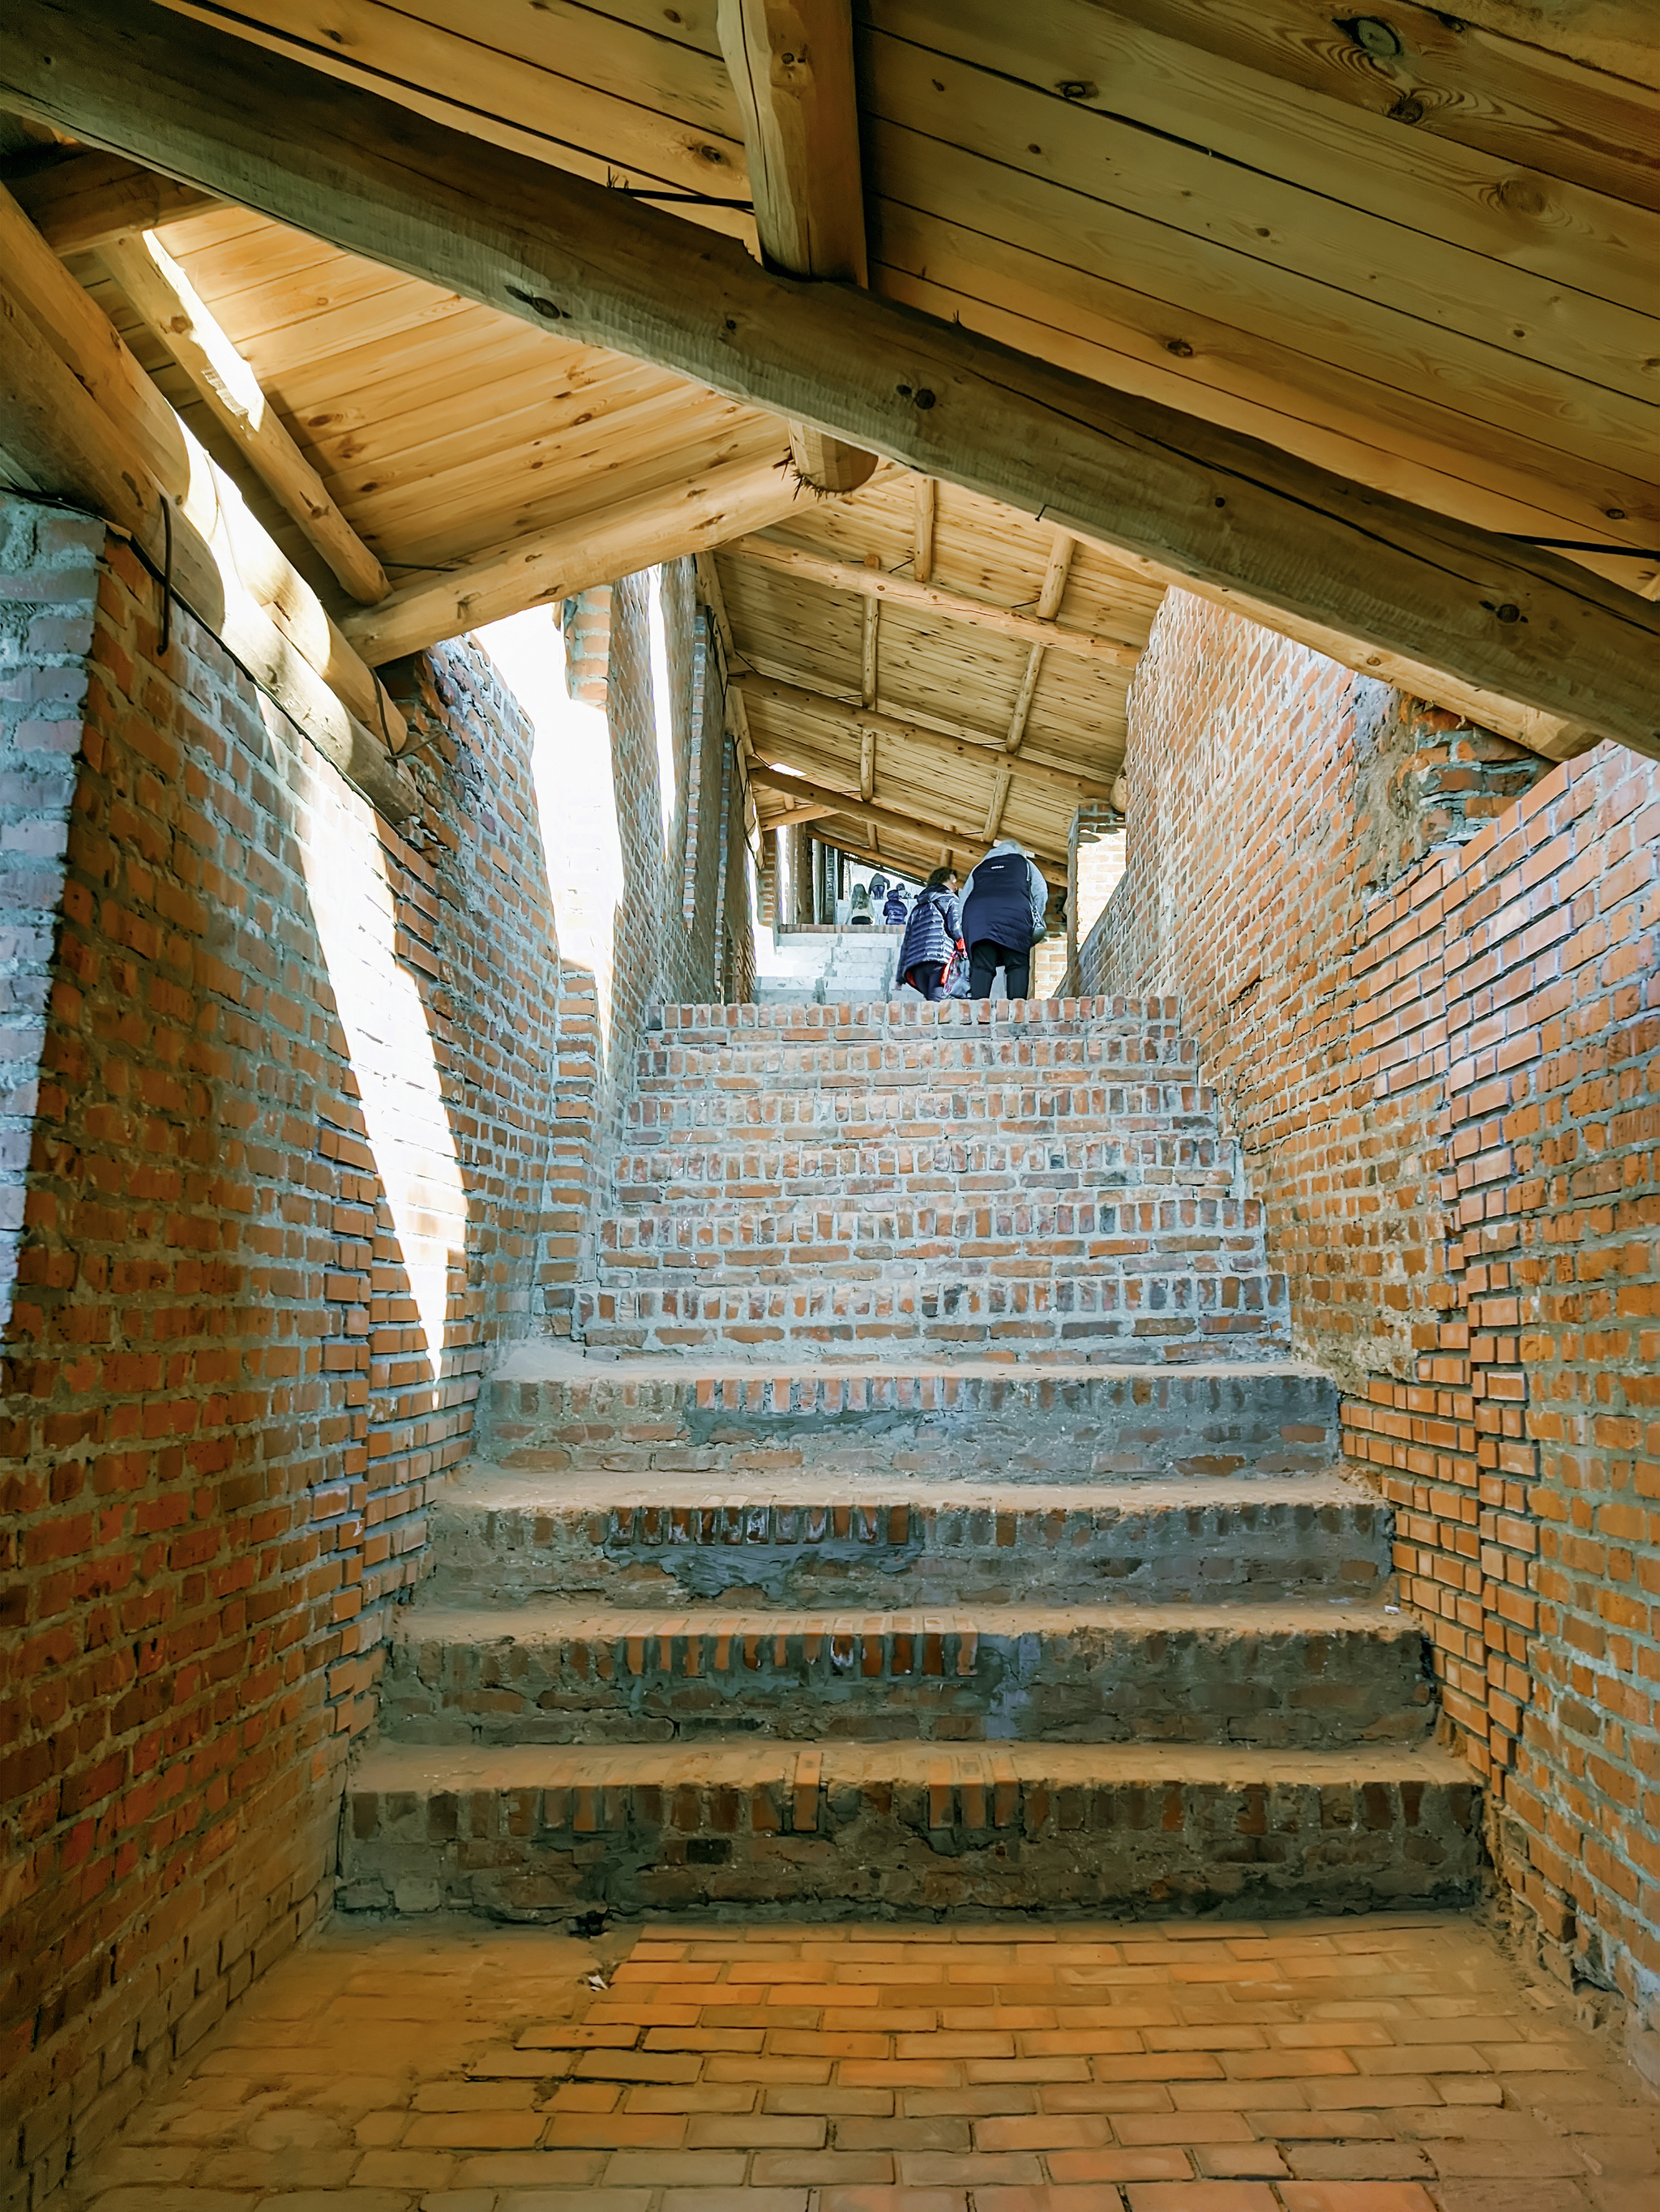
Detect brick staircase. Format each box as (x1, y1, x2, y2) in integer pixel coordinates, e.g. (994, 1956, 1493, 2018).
(578, 996, 1286, 1361)
(342, 997, 1480, 1922)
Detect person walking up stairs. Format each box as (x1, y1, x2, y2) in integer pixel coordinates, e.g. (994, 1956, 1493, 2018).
(343, 995, 1478, 1921)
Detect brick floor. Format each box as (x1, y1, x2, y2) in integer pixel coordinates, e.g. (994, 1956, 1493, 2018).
(55, 1911, 1657, 2210)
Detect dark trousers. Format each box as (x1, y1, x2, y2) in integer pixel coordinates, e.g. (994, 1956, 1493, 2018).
(904, 962, 950, 1002)
(969, 939, 1030, 1001)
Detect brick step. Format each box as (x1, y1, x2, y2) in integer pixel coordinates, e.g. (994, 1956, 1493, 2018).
(649, 995, 1179, 1045)
(340, 1738, 1482, 1920)
(576, 1275, 1286, 1358)
(423, 1466, 1389, 1609)
(625, 1093, 1219, 1149)
(484, 1354, 1337, 1480)
(598, 1196, 1264, 1268)
(635, 1037, 1197, 1089)
(383, 1599, 1428, 1751)
(612, 1132, 1234, 1206)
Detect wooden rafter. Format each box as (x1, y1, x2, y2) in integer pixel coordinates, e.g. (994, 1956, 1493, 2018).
(733, 674, 1115, 802)
(344, 448, 802, 663)
(717, 0, 875, 496)
(733, 537, 1138, 661)
(12, 0, 1659, 757)
(750, 762, 1065, 878)
(101, 226, 388, 603)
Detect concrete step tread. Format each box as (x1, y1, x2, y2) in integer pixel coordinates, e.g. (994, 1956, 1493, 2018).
(396, 1599, 1413, 1644)
(652, 996, 1174, 1033)
(352, 1738, 1470, 1793)
(439, 1463, 1371, 1515)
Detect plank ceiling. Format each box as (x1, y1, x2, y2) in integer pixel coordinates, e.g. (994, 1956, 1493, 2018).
(6, 0, 1658, 876)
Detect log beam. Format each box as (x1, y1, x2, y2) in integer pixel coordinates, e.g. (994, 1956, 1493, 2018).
(986, 528, 1073, 836)
(716, 0, 875, 497)
(11, 0, 1660, 757)
(100, 226, 387, 602)
(11, 148, 220, 253)
(733, 672, 1116, 802)
(734, 537, 1139, 661)
(344, 449, 802, 664)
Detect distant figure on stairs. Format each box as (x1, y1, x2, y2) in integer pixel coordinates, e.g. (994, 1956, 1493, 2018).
(882, 882, 911, 924)
(847, 880, 873, 926)
(897, 866, 963, 1001)
(961, 838, 1048, 1001)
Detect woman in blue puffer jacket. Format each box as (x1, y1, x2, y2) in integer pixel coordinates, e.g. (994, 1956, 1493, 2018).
(896, 869, 963, 1000)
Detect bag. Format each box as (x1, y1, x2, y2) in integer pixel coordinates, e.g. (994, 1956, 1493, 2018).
(1029, 920, 1049, 946)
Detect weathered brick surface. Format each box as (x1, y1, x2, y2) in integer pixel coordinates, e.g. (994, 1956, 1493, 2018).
(342, 1739, 1481, 1921)
(0, 511, 743, 2202)
(424, 1468, 1389, 1610)
(1082, 586, 1660, 2036)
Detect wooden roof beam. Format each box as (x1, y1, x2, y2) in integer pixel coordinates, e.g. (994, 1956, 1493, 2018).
(912, 475, 937, 585)
(733, 537, 1140, 662)
(344, 449, 804, 664)
(0, 178, 409, 762)
(15, 0, 1658, 759)
(0, 208, 414, 820)
(10, 148, 220, 252)
(986, 528, 1072, 837)
(733, 673, 1116, 802)
(101, 225, 387, 603)
(717, 0, 875, 498)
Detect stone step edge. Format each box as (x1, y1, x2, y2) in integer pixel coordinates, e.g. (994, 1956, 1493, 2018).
(651, 996, 1179, 1030)
(350, 1738, 1474, 1836)
(436, 1463, 1370, 1512)
(394, 1598, 1410, 1646)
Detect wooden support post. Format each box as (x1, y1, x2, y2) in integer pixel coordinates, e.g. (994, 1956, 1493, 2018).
(15, 0, 1658, 756)
(101, 227, 388, 603)
(860, 550, 880, 710)
(913, 474, 937, 584)
(858, 725, 875, 802)
(717, 0, 875, 496)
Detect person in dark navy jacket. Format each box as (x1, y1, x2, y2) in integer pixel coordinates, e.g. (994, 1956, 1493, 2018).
(959, 839, 1047, 1001)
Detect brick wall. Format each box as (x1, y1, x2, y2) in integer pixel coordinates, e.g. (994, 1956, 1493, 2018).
(0, 506, 751, 2205)
(1082, 586, 1660, 2051)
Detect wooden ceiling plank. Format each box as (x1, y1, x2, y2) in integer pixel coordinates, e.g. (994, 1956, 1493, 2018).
(717, 0, 876, 494)
(873, 0, 1660, 309)
(730, 538, 1140, 661)
(343, 444, 801, 661)
(379, 420, 788, 575)
(733, 673, 1115, 801)
(100, 225, 388, 603)
(10, 148, 222, 252)
(15, 2, 1658, 755)
(875, 237, 1660, 594)
(868, 117, 1658, 487)
(1087, 0, 1660, 209)
(156, 0, 754, 227)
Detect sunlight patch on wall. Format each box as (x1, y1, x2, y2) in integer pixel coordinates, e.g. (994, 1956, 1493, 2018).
(294, 711, 466, 1385)
(480, 605, 625, 1061)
